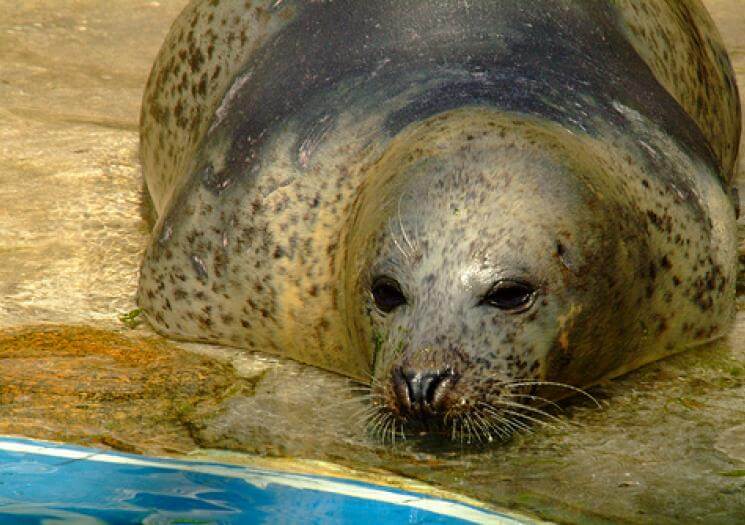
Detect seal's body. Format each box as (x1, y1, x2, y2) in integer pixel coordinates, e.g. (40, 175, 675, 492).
(139, 1, 740, 437)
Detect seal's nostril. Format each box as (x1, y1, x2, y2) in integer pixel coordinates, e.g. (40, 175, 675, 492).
(420, 372, 442, 405)
(395, 367, 454, 414)
(424, 368, 455, 407)
(392, 366, 412, 410)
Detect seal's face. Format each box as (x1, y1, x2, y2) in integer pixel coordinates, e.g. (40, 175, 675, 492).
(345, 110, 645, 441)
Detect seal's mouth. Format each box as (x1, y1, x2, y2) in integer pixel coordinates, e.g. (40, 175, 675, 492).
(368, 395, 526, 445)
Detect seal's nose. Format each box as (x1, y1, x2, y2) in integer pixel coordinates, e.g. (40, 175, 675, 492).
(392, 366, 455, 416)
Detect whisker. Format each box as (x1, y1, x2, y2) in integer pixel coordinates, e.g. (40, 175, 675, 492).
(373, 413, 389, 442)
(381, 415, 394, 444)
(366, 412, 387, 438)
(413, 215, 420, 251)
(476, 406, 516, 439)
(501, 408, 557, 430)
(505, 381, 601, 408)
(468, 413, 487, 443)
(500, 393, 564, 411)
(363, 408, 383, 426)
(463, 415, 475, 444)
(502, 415, 533, 433)
(489, 399, 564, 423)
(321, 401, 372, 422)
(388, 415, 403, 446)
(350, 410, 375, 422)
(324, 395, 371, 407)
(472, 412, 495, 442)
(480, 405, 532, 433)
(351, 405, 380, 424)
(397, 192, 416, 256)
(390, 228, 410, 261)
(486, 414, 512, 441)
(388, 416, 400, 445)
(355, 370, 376, 383)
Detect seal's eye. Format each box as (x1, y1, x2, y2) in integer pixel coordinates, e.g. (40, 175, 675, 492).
(481, 280, 536, 312)
(371, 276, 406, 313)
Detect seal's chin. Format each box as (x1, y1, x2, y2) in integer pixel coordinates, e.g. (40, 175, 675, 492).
(369, 392, 517, 445)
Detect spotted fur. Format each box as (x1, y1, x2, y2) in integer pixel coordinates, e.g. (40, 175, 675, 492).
(613, 0, 741, 180)
(138, 1, 740, 423)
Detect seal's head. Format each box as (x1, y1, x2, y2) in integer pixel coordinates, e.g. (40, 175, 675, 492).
(342, 108, 651, 441)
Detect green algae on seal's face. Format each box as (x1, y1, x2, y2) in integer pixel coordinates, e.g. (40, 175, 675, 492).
(137, 0, 740, 442)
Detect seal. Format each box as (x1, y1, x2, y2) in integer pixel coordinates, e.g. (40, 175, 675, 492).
(138, 0, 740, 441)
